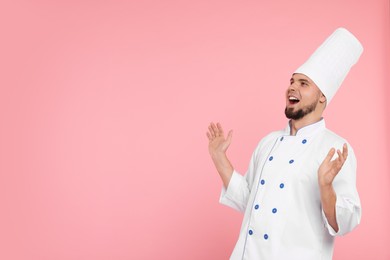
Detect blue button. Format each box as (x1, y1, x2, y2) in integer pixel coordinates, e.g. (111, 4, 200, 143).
(254, 204, 259, 210)
(289, 159, 294, 164)
(272, 208, 277, 213)
(280, 137, 284, 141)
(279, 183, 285, 189)
(269, 156, 273, 161)
(260, 179, 265, 185)
(264, 234, 269, 240)
(249, 230, 253, 235)
(302, 139, 307, 144)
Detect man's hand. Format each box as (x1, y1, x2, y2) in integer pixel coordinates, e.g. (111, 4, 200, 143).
(207, 122, 233, 157)
(318, 143, 348, 187)
(317, 143, 348, 233)
(206, 122, 234, 188)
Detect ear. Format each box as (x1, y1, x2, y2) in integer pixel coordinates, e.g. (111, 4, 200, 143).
(319, 93, 327, 104)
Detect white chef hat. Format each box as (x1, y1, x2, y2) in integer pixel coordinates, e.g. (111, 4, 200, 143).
(294, 27, 363, 105)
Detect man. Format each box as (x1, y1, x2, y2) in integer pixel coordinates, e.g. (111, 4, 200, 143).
(206, 28, 362, 260)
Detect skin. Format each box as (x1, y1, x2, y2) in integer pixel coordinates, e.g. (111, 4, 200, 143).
(206, 73, 348, 233)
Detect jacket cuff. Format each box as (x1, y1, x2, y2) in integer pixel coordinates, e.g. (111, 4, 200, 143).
(219, 170, 246, 212)
(322, 195, 361, 236)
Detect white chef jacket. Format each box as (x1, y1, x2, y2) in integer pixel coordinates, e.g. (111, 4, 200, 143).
(220, 119, 361, 260)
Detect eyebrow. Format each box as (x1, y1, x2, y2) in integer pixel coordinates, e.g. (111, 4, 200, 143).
(290, 78, 310, 84)
(298, 79, 310, 83)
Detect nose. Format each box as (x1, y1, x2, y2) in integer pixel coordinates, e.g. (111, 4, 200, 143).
(288, 82, 297, 92)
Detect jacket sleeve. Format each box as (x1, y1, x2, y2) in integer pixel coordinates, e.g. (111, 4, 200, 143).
(322, 143, 362, 236)
(219, 170, 251, 212)
(218, 140, 264, 213)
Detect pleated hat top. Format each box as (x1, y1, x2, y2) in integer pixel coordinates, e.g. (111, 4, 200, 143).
(294, 28, 363, 105)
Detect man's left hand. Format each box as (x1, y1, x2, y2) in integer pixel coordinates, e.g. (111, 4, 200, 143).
(318, 143, 348, 187)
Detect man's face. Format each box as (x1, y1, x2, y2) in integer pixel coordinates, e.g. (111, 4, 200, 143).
(284, 73, 324, 120)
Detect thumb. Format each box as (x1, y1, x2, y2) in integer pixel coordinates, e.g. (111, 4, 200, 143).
(226, 130, 233, 145)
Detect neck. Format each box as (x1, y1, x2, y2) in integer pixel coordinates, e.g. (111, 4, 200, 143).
(289, 114, 323, 136)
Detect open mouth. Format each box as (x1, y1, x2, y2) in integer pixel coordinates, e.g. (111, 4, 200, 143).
(288, 96, 300, 105)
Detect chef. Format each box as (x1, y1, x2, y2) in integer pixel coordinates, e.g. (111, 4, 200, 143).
(206, 28, 363, 260)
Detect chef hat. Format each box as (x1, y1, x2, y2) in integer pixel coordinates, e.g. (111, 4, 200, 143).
(294, 27, 363, 104)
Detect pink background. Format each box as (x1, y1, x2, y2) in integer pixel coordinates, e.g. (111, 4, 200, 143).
(1, 1, 389, 259)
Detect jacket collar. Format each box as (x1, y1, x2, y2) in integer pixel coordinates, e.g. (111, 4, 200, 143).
(284, 118, 326, 137)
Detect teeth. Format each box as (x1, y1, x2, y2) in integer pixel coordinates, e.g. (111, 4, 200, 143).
(289, 97, 299, 101)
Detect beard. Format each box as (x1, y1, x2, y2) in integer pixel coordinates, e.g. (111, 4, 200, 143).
(284, 100, 318, 120)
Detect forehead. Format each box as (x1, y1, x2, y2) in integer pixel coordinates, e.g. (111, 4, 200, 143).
(291, 73, 315, 84)
(291, 73, 322, 93)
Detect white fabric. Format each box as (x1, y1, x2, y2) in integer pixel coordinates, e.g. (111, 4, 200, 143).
(220, 119, 361, 260)
(294, 28, 363, 104)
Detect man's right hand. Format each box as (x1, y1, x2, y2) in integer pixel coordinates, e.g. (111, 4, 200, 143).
(206, 122, 233, 157)
(206, 122, 234, 188)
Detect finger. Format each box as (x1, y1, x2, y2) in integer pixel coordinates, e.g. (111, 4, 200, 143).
(211, 122, 219, 136)
(209, 123, 216, 137)
(217, 122, 224, 136)
(324, 148, 336, 163)
(342, 143, 348, 160)
(329, 149, 346, 173)
(206, 132, 212, 141)
(337, 148, 347, 166)
(336, 149, 345, 165)
(226, 130, 233, 145)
